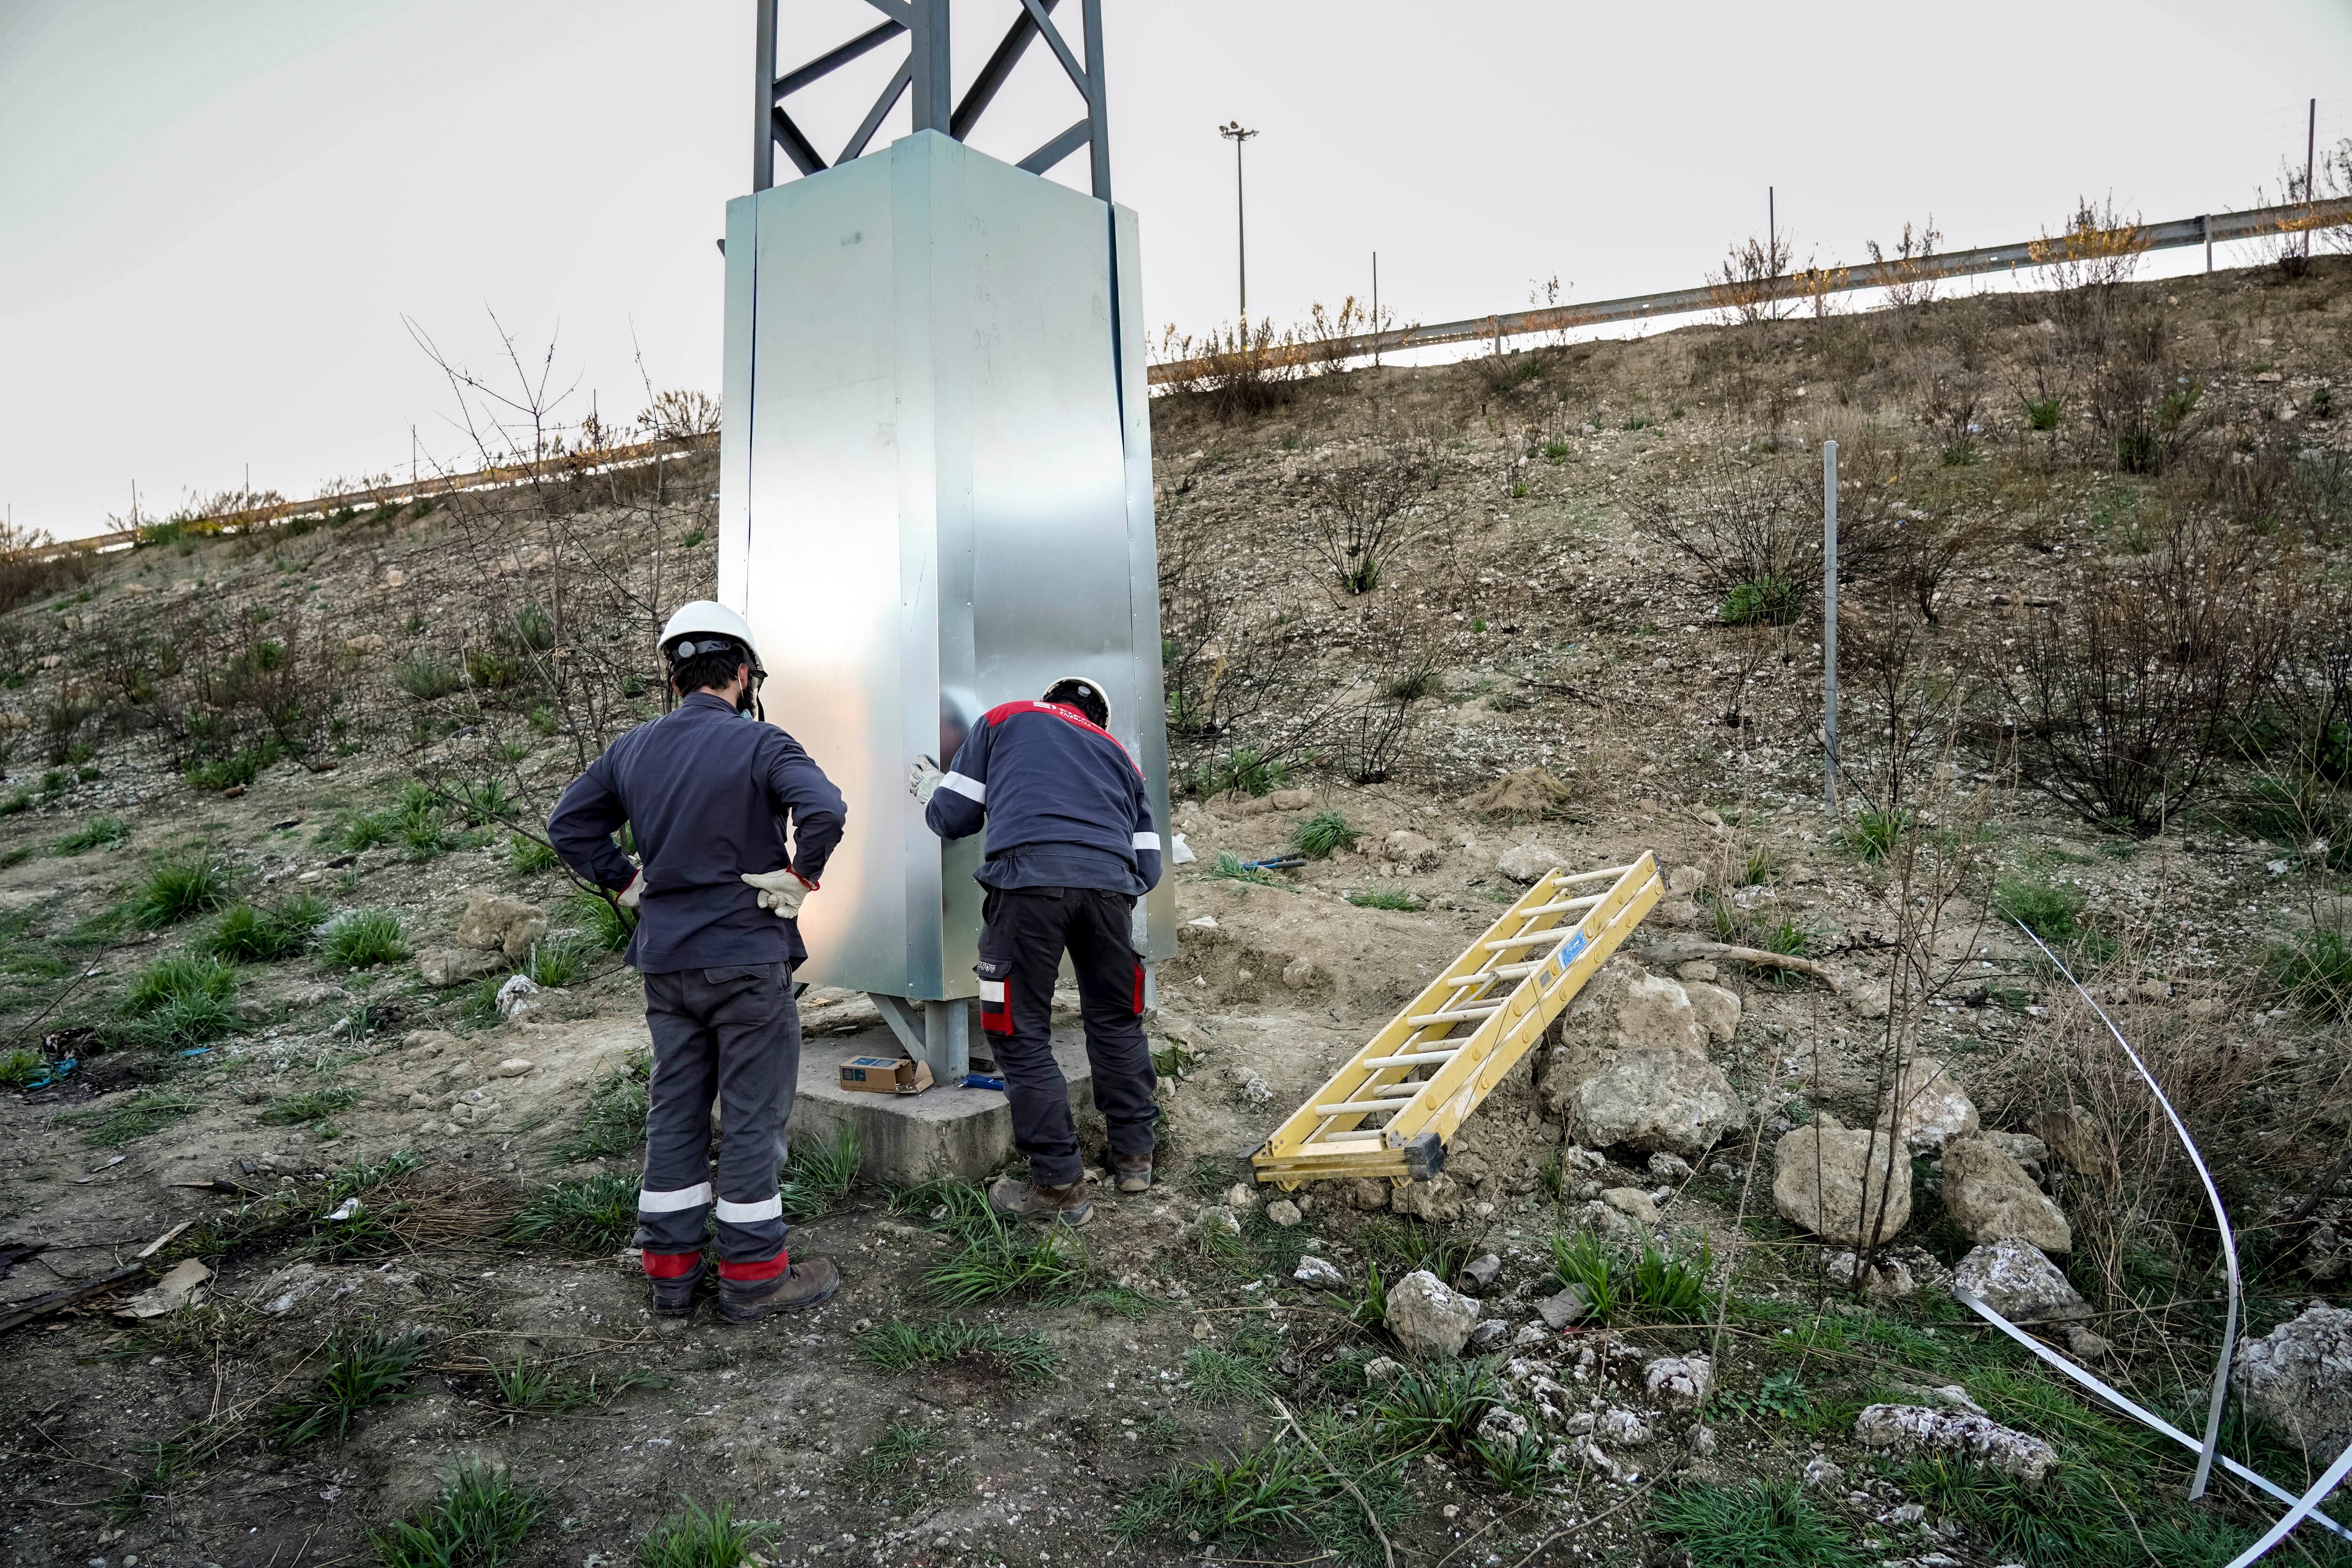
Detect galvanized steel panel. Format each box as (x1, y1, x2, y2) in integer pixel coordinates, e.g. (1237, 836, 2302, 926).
(716, 129, 1170, 1002)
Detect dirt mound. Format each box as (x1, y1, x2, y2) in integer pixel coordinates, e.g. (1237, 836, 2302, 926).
(1464, 766, 1577, 818)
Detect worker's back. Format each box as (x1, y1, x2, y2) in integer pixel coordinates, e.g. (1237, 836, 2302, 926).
(925, 700, 1160, 895)
(548, 692, 845, 972)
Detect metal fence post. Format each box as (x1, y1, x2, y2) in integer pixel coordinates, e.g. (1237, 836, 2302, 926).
(1823, 438, 1839, 814)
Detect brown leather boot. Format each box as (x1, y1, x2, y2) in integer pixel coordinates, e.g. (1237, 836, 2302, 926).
(988, 1176, 1094, 1226)
(1112, 1152, 1154, 1194)
(716, 1257, 842, 1322)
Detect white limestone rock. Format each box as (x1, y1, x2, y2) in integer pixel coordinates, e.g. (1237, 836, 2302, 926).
(1853, 1404, 2058, 1483)
(1386, 1269, 1482, 1358)
(1951, 1238, 2089, 1323)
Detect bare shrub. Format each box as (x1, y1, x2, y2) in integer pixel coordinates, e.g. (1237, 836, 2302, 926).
(1152, 319, 1300, 421)
(1866, 217, 1945, 312)
(1338, 610, 1442, 784)
(2031, 195, 2149, 363)
(0, 518, 94, 614)
(2005, 979, 2274, 1314)
(1708, 229, 1796, 326)
(1987, 518, 2284, 836)
(1300, 434, 1453, 594)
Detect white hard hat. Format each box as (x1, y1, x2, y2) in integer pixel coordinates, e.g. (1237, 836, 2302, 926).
(1042, 674, 1111, 728)
(659, 601, 763, 674)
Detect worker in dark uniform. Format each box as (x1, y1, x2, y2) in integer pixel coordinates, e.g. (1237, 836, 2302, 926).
(548, 601, 847, 1320)
(913, 677, 1162, 1226)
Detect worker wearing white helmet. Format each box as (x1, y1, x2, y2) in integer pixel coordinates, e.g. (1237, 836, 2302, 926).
(548, 600, 847, 1321)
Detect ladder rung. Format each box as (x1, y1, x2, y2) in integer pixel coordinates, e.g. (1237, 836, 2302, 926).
(1303, 1135, 1384, 1151)
(1516, 893, 1605, 918)
(1315, 1098, 1413, 1116)
(1548, 864, 1634, 887)
(1361, 1049, 1459, 1068)
(1484, 931, 1570, 951)
(1406, 1002, 1502, 1026)
(1365, 1081, 1422, 1099)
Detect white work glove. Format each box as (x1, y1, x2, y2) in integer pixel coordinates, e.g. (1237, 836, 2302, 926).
(616, 870, 643, 909)
(741, 867, 816, 920)
(908, 756, 944, 805)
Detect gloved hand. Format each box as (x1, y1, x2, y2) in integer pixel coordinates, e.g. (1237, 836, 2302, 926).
(908, 756, 944, 804)
(741, 867, 817, 920)
(617, 871, 643, 909)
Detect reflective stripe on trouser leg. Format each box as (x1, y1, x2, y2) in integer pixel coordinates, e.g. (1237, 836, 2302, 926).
(980, 889, 1084, 1187)
(637, 976, 721, 1257)
(707, 961, 799, 1270)
(1068, 888, 1160, 1168)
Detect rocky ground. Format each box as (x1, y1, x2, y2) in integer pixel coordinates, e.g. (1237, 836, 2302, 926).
(4, 251, 2352, 1568)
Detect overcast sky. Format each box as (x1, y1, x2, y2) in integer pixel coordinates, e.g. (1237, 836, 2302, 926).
(2, 0, 2346, 540)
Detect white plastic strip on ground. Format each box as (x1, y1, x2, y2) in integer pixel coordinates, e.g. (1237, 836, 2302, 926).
(2227, 1439, 2352, 1567)
(2010, 920, 2241, 1498)
(1973, 919, 2352, 1559)
(1954, 1289, 2351, 1543)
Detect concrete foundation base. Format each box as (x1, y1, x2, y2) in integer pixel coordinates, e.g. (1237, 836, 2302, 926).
(787, 1025, 1093, 1186)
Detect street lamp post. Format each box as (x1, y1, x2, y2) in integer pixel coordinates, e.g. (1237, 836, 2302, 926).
(1219, 120, 1257, 321)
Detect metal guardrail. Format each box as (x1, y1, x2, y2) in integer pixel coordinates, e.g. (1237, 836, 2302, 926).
(1145, 196, 2352, 385)
(42, 430, 720, 559)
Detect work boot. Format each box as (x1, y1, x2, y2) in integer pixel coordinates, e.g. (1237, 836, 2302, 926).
(716, 1257, 842, 1322)
(989, 1176, 1094, 1226)
(646, 1256, 705, 1317)
(1112, 1152, 1154, 1194)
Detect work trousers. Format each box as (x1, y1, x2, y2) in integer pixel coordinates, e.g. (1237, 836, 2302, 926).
(636, 962, 800, 1283)
(977, 886, 1158, 1187)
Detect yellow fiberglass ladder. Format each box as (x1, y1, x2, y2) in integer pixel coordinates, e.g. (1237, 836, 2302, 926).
(1251, 853, 1662, 1188)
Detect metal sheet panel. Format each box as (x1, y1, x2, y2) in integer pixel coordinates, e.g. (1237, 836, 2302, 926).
(723, 128, 1168, 1000)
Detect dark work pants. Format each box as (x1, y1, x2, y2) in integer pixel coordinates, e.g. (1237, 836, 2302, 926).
(977, 886, 1158, 1187)
(636, 962, 799, 1281)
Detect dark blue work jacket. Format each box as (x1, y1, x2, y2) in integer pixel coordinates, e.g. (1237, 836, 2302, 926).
(548, 692, 846, 973)
(924, 699, 1162, 895)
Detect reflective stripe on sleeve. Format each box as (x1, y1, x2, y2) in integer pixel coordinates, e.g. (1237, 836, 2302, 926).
(638, 1182, 713, 1213)
(714, 1194, 784, 1224)
(939, 772, 985, 802)
(1132, 831, 1160, 849)
(980, 979, 1006, 1001)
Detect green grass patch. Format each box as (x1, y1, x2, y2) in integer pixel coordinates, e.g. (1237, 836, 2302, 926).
(900, 1179, 1092, 1306)
(485, 1355, 655, 1425)
(510, 1174, 638, 1254)
(566, 890, 635, 951)
(64, 1088, 200, 1146)
(634, 1501, 774, 1568)
(126, 856, 235, 928)
(0, 1046, 47, 1087)
(371, 1461, 541, 1568)
(2268, 929, 2352, 1019)
(201, 894, 328, 963)
(1210, 851, 1281, 886)
(845, 1419, 944, 1482)
(519, 933, 595, 988)
(1719, 575, 1802, 626)
(507, 836, 557, 875)
(547, 1052, 650, 1163)
(321, 910, 406, 969)
(854, 1319, 1062, 1387)
(1844, 804, 1912, 863)
(266, 1329, 423, 1448)
(55, 815, 127, 854)
(1291, 809, 1358, 859)
(1345, 886, 1423, 911)
(259, 1085, 361, 1129)
(1650, 1480, 1865, 1568)
(779, 1124, 862, 1222)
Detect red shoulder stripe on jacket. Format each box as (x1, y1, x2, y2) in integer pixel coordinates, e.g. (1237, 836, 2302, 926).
(978, 700, 1143, 776)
